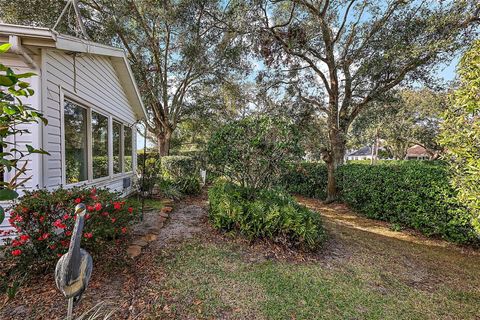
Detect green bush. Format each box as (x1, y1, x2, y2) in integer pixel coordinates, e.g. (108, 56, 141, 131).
(207, 116, 303, 189)
(439, 40, 480, 234)
(208, 181, 327, 250)
(161, 156, 200, 195)
(280, 162, 328, 199)
(336, 161, 477, 243)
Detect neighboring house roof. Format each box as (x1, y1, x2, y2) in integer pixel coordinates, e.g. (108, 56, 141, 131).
(406, 144, 429, 157)
(347, 146, 372, 157)
(0, 23, 147, 120)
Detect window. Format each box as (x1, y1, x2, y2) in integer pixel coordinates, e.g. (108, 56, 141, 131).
(63, 98, 135, 184)
(113, 121, 123, 174)
(92, 112, 109, 179)
(124, 126, 133, 172)
(64, 101, 88, 184)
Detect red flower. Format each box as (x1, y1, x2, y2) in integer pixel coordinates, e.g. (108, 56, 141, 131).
(38, 233, 50, 241)
(113, 202, 122, 210)
(128, 207, 134, 214)
(91, 188, 97, 195)
(101, 212, 109, 217)
(39, 216, 45, 223)
(11, 240, 23, 247)
(63, 214, 70, 220)
(74, 198, 82, 204)
(20, 235, 29, 242)
(11, 249, 22, 256)
(94, 203, 102, 211)
(61, 240, 70, 248)
(111, 218, 116, 223)
(84, 232, 93, 239)
(87, 205, 95, 212)
(49, 244, 57, 250)
(91, 195, 98, 201)
(85, 214, 91, 220)
(121, 227, 127, 234)
(53, 219, 67, 229)
(21, 207, 28, 214)
(66, 230, 72, 236)
(57, 253, 63, 257)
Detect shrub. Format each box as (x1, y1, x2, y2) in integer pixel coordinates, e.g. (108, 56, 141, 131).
(207, 116, 303, 189)
(208, 181, 327, 250)
(161, 156, 200, 195)
(336, 161, 477, 243)
(0, 186, 139, 271)
(439, 40, 480, 234)
(280, 162, 328, 199)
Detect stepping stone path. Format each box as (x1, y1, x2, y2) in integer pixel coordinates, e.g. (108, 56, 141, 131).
(127, 199, 174, 258)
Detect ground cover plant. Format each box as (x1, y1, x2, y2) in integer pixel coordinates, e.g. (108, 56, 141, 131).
(208, 181, 326, 250)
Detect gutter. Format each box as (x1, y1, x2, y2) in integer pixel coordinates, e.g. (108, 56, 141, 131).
(8, 35, 38, 69)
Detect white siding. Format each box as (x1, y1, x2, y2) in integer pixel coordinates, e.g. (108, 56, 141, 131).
(44, 49, 137, 190)
(0, 54, 42, 241)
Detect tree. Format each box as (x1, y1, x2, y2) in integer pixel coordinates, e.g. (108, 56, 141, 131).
(439, 40, 480, 234)
(350, 89, 448, 160)
(0, 0, 251, 156)
(255, 0, 480, 201)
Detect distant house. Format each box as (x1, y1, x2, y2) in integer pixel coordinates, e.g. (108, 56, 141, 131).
(405, 145, 430, 160)
(0, 24, 147, 239)
(345, 146, 373, 161)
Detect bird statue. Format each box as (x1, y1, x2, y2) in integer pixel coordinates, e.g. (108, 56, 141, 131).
(55, 203, 93, 320)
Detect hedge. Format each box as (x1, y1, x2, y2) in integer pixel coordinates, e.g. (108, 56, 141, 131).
(279, 162, 328, 199)
(208, 181, 327, 250)
(336, 162, 477, 243)
(161, 156, 201, 195)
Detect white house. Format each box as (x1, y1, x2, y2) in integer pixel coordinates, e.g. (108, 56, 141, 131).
(345, 146, 374, 161)
(0, 24, 147, 238)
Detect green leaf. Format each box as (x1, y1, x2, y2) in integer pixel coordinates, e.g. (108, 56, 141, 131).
(0, 43, 11, 54)
(0, 75, 16, 86)
(0, 205, 4, 224)
(0, 189, 18, 201)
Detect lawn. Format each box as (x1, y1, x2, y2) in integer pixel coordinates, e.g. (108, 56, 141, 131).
(147, 197, 480, 320)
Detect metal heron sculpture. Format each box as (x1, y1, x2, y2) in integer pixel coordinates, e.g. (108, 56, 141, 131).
(55, 203, 93, 319)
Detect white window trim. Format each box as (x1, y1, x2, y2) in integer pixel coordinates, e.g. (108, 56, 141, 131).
(60, 87, 135, 187)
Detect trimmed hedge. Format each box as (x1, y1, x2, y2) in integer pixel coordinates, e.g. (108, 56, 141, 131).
(280, 162, 328, 199)
(208, 181, 327, 250)
(161, 156, 201, 195)
(336, 162, 477, 243)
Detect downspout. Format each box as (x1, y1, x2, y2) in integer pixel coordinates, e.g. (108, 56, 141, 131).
(8, 35, 38, 70)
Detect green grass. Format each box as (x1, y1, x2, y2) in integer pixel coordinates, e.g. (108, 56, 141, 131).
(151, 240, 480, 320)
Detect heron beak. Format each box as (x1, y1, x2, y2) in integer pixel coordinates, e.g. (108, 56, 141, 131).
(75, 203, 86, 215)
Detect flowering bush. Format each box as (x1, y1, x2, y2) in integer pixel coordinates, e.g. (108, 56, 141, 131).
(0, 186, 139, 271)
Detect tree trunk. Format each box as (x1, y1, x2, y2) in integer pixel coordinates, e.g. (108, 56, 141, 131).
(157, 131, 172, 157)
(323, 124, 347, 203)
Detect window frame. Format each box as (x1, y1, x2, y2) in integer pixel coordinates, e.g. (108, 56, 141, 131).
(61, 91, 135, 187)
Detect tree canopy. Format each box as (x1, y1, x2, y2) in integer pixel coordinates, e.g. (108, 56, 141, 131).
(254, 0, 479, 200)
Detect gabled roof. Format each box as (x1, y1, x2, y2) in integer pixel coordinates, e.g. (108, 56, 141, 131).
(0, 23, 147, 120)
(348, 146, 372, 157)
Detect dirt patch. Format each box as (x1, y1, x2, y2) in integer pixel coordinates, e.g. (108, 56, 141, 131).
(154, 204, 207, 248)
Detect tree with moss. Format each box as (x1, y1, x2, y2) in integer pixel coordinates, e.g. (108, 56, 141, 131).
(256, 0, 480, 201)
(440, 41, 480, 234)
